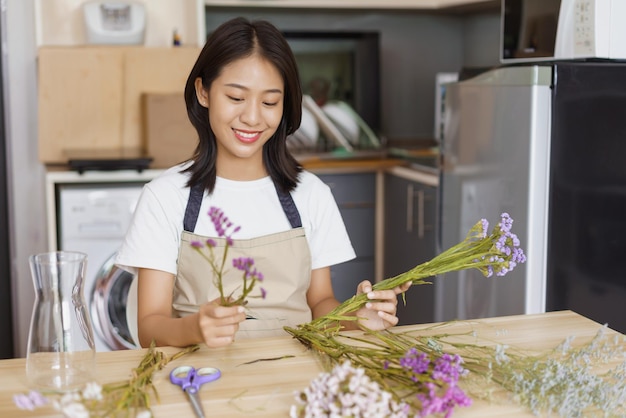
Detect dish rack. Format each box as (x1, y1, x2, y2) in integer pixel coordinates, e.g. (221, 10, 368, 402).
(288, 95, 382, 155)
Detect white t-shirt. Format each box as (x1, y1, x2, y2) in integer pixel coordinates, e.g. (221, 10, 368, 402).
(116, 163, 356, 276)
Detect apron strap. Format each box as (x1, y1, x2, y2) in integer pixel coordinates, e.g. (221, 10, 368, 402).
(183, 183, 205, 232)
(274, 183, 302, 228)
(183, 180, 302, 232)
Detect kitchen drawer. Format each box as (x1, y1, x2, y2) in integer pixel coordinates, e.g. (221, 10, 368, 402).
(317, 172, 378, 296)
(318, 173, 376, 206)
(383, 171, 438, 324)
(397, 283, 435, 325)
(330, 259, 375, 302)
(341, 207, 375, 257)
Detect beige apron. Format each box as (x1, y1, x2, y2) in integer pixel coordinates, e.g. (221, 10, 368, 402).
(173, 182, 312, 338)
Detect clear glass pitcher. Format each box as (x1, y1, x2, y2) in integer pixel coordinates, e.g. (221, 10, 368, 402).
(26, 251, 96, 392)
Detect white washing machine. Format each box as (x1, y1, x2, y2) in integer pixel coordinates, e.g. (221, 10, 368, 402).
(46, 170, 162, 351)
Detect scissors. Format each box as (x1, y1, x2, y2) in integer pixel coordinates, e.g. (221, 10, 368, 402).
(170, 365, 221, 418)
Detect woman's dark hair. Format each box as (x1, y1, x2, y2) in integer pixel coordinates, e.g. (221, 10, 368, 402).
(183, 17, 302, 194)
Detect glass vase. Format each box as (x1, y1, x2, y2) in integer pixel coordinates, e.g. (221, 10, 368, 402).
(26, 251, 96, 392)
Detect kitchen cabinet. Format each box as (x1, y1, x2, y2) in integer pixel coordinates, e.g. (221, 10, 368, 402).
(317, 172, 377, 302)
(384, 166, 438, 325)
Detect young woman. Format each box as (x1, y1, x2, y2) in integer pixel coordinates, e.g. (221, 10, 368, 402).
(116, 17, 409, 349)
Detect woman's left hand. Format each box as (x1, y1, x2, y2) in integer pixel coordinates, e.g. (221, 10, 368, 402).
(354, 280, 412, 330)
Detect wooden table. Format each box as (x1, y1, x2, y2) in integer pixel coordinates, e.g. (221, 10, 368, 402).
(1, 310, 623, 417)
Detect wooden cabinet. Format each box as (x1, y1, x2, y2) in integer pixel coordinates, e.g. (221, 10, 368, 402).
(317, 172, 377, 302)
(384, 167, 438, 325)
(37, 46, 201, 163)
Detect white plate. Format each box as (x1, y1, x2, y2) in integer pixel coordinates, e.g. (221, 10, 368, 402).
(298, 107, 319, 147)
(302, 95, 353, 151)
(322, 102, 360, 146)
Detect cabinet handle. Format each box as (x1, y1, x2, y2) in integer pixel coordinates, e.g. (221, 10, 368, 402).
(406, 184, 414, 233)
(406, 185, 425, 238)
(417, 189, 425, 239)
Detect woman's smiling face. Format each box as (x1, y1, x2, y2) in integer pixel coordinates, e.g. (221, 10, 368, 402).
(197, 53, 285, 179)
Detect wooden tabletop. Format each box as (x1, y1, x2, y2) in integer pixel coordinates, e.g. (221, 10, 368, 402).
(1, 310, 623, 417)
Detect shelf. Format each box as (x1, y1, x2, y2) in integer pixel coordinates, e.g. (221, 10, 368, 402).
(204, 0, 499, 12)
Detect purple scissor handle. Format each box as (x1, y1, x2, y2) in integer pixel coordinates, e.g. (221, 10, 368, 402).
(170, 366, 221, 418)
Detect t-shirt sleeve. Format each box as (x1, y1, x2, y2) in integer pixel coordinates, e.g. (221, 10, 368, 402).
(306, 181, 356, 270)
(115, 184, 182, 276)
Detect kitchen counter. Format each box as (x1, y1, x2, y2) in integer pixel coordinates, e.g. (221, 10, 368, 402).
(44, 150, 425, 176)
(302, 156, 407, 174)
(296, 147, 439, 176)
(0, 311, 622, 417)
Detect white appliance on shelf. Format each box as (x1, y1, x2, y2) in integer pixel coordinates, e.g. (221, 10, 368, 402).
(83, 1, 146, 45)
(46, 169, 162, 351)
(501, 0, 626, 63)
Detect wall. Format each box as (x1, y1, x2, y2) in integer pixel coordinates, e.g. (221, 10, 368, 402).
(5, 0, 42, 358)
(205, 8, 501, 141)
(462, 12, 501, 67)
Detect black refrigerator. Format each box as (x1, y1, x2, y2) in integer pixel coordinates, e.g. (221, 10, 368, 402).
(439, 61, 626, 334)
(546, 62, 626, 333)
(0, 11, 14, 358)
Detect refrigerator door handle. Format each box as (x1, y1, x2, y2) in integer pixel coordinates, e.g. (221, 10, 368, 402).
(406, 185, 425, 238)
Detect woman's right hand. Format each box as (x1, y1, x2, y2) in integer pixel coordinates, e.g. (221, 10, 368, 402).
(197, 299, 246, 348)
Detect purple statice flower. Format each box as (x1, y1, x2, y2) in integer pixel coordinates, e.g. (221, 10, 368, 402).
(14, 391, 49, 411)
(208, 206, 241, 242)
(499, 212, 513, 233)
(495, 235, 512, 256)
(232, 257, 264, 282)
(190, 238, 216, 250)
(416, 353, 472, 418)
(432, 353, 467, 384)
(479, 212, 527, 277)
(398, 349, 471, 417)
(13, 394, 33, 411)
(417, 382, 472, 418)
(479, 219, 489, 238)
(192, 207, 266, 305)
(512, 246, 526, 264)
(486, 265, 494, 278)
(232, 256, 266, 300)
(232, 257, 253, 272)
(399, 348, 430, 380)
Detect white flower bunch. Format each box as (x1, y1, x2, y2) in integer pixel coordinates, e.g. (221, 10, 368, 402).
(492, 325, 626, 418)
(290, 361, 409, 418)
(15, 383, 151, 418)
(14, 344, 198, 417)
(54, 391, 92, 418)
